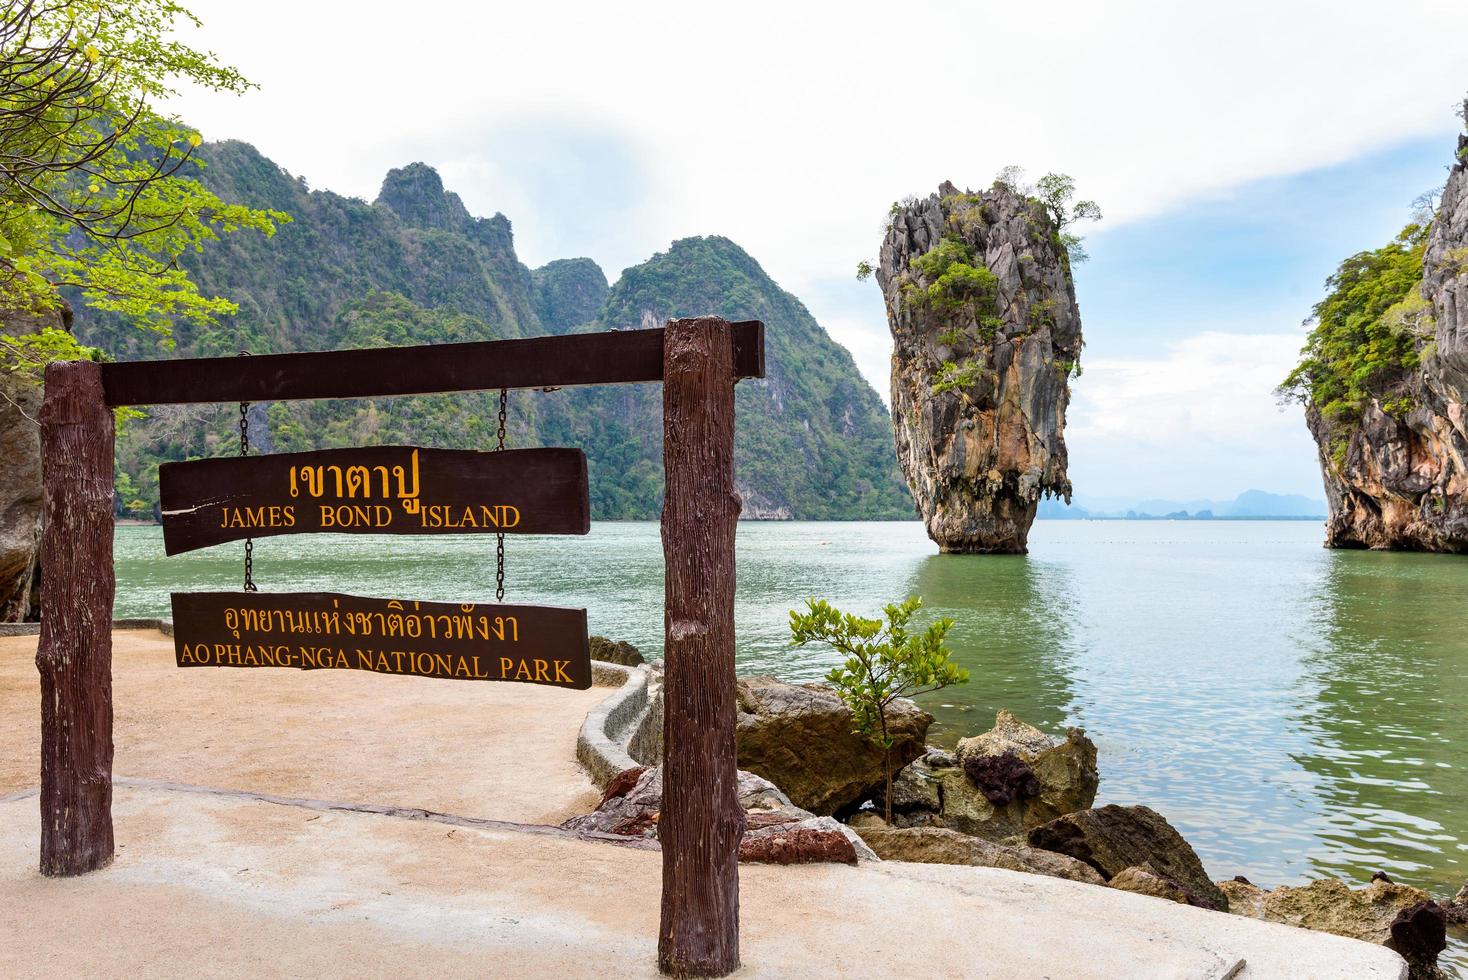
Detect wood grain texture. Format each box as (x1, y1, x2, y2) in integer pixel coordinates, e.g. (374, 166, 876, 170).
(658, 317, 744, 977)
(101, 322, 765, 406)
(37, 360, 115, 875)
(159, 446, 589, 555)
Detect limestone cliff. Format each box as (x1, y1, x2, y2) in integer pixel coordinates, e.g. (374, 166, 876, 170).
(877, 181, 1082, 553)
(1301, 119, 1468, 551)
(0, 302, 68, 621)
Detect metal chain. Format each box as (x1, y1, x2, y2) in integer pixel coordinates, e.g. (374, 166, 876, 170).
(495, 388, 507, 602)
(239, 350, 257, 592)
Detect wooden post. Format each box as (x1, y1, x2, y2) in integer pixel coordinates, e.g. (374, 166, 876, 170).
(658, 317, 744, 977)
(37, 360, 115, 876)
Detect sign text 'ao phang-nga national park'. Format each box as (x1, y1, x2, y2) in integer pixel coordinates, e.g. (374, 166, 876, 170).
(158, 443, 594, 689)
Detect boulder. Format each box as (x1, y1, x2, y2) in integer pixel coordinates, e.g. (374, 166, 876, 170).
(741, 819, 859, 865)
(1110, 864, 1214, 908)
(855, 825, 1103, 885)
(1221, 877, 1446, 979)
(561, 766, 874, 863)
(588, 635, 644, 667)
(955, 710, 1099, 825)
(1027, 805, 1228, 912)
(734, 674, 932, 815)
(874, 757, 943, 817)
(0, 302, 65, 622)
(1442, 881, 1468, 925)
(957, 709, 1056, 760)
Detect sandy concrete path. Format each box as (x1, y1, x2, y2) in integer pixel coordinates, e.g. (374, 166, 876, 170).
(0, 629, 602, 824)
(0, 629, 1407, 978)
(0, 787, 1406, 979)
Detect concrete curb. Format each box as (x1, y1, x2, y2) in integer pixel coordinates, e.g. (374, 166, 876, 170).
(575, 661, 652, 789)
(0, 617, 174, 638)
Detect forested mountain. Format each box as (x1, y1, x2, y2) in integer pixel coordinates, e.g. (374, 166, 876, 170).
(78, 141, 911, 520)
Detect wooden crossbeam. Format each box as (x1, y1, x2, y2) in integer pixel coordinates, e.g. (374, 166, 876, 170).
(99, 321, 765, 407)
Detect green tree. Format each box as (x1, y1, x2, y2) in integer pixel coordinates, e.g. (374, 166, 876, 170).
(0, 0, 286, 374)
(790, 596, 968, 823)
(993, 167, 1102, 263)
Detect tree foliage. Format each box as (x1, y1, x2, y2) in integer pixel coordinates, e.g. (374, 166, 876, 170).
(1278, 223, 1431, 451)
(790, 596, 967, 822)
(0, 0, 285, 374)
(993, 166, 1102, 263)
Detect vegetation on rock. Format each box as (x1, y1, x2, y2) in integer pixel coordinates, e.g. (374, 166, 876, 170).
(1278, 223, 1432, 463)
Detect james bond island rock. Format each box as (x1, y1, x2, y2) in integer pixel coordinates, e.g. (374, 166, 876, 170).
(734, 675, 932, 816)
(1220, 877, 1447, 979)
(0, 301, 70, 622)
(1027, 804, 1228, 912)
(1282, 109, 1468, 551)
(877, 180, 1083, 553)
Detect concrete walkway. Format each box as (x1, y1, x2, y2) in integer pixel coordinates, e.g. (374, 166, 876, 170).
(0, 631, 1406, 978)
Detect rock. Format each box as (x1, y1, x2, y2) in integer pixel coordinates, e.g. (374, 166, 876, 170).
(846, 811, 888, 830)
(1027, 805, 1228, 912)
(734, 674, 932, 815)
(1391, 901, 1448, 978)
(1302, 110, 1468, 553)
(873, 758, 942, 816)
(1222, 876, 1446, 979)
(876, 180, 1083, 553)
(598, 766, 648, 806)
(931, 710, 1098, 838)
(962, 751, 1040, 806)
(588, 635, 644, 667)
(560, 766, 871, 864)
(1110, 864, 1215, 908)
(855, 825, 1104, 885)
(1218, 877, 1267, 918)
(0, 301, 66, 622)
(1441, 881, 1468, 925)
(740, 819, 858, 866)
(922, 747, 957, 768)
(930, 766, 1019, 839)
(956, 708, 1056, 760)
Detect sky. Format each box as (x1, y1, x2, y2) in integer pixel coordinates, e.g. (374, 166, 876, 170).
(164, 0, 1468, 501)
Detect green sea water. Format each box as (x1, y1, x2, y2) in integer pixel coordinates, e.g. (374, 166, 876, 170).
(115, 519, 1468, 961)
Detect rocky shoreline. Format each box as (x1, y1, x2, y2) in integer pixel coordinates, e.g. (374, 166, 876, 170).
(572, 639, 1462, 979)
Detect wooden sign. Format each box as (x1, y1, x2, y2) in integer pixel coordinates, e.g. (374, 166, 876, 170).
(159, 446, 588, 555)
(170, 590, 592, 689)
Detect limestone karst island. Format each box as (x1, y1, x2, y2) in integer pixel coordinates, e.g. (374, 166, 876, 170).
(3, 3, 1467, 979)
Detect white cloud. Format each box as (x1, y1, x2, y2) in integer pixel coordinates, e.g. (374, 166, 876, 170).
(156, 0, 1463, 497)
(166, 0, 1468, 290)
(1066, 332, 1324, 498)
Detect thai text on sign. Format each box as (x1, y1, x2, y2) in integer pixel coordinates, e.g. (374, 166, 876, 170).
(170, 591, 593, 689)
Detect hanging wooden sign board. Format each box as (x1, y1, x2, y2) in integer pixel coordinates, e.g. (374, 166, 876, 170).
(170, 590, 592, 689)
(159, 445, 588, 555)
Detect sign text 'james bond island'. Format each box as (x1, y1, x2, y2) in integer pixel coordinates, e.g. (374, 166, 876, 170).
(160, 445, 589, 553)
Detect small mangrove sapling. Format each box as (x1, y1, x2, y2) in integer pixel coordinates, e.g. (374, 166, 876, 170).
(789, 597, 968, 823)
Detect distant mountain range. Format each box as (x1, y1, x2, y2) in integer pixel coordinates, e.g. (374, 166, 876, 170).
(76, 142, 912, 521)
(1037, 489, 1326, 520)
